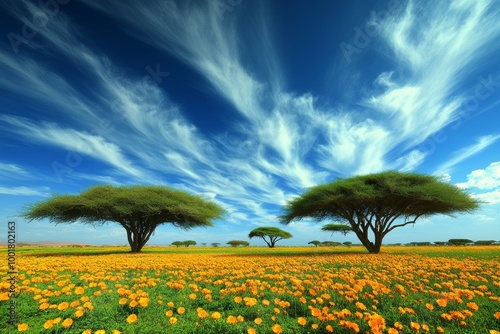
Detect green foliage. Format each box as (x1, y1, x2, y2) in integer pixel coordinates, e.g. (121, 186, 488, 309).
(321, 241, 341, 246)
(248, 226, 292, 248)
(227, 240, 250, 247)
(21, 185, 225, 252)
(211, 242, 220, 247)
(281, 171, 480, 254)
(474, 240, 496, 245)
(172, 241, 184, 247)
(308, 240, 321, 246)
(448, 238, 473, 246)
(342, 241, 352, 247)
(183, 240, 197, 247)
(321, 223, 352, 235)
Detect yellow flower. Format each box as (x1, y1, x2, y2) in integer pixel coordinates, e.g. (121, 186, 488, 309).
(127, 314, 138, 324)
(62, 318, 73, 328)
(82, 330, 92, 334)
(437, 298, 448, 307)
(197, 308, 209, 319)
(166, 310, 173, 317)
(297, 317, 307, 326)
(53, 317, 61, 324)
(272, 324, 283, 334)
(74, 287, 85, 295)
(43, 319, 54, 329)
(254, 317, 262, 325)
(248, 328, 257, 334)
(112, 331, 122, 334)
(326, 325, 334, 333)
(58, 301, 69, 311)
(177, 307, 185, 315)
(227, 315, 238, 324)
(169, 317, 177, 325)
(17, 323, 29, 332)
(311, 323, 319, 330)
(94, 330, 106, 334)
(234, 296, 242, 303)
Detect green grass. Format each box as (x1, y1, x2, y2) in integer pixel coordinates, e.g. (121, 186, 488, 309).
(1, 245, 499, 333)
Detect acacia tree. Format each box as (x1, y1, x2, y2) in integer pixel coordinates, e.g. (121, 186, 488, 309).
(280, 171, 480, 254)
(308, 240, 321, 247)
(183, 240, 197, 247)
(21, 185, 225, 253)
(227, 240, 250, 247)
(248, 227, 292, 248)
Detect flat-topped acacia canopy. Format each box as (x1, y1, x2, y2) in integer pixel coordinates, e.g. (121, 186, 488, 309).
(22, 185, 225, 252)
(280, 171, 480, 254)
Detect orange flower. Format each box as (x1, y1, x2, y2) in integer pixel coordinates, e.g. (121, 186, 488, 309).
(75, 309, 84, 318)
(58, 301, 69, 311)
(437, 299, 448, 307)
(466, 302, 478, 311)
(311, 324, 319, 330)
(74, 287, 85, 295)
(17, 323, 29, 332)
(39, 302, 50, 311)
(165, 310, 173, 317)
(197, 308, 208, 319)
(272, 324, 283, 334)
(248, 328, 257, 334)
(388, 329, 399, 334)
(169, 317, 177, 325)
(177, 307, 185, 315)
(43, 319, 54, 329)
(495, 312, 500, 320)
(437, 327, 444, 333)
(227, 315, 238, 324)
(234, 296, 242, 303)
(254, 317, 262, 325)
(326, 325, 334, 333)
(425, 303, 434, 310)
(127, 314, 138, 324)
(211, 312, 221, 320)
(189, 293, 197, 300)
(410, 322, 420, 331)
(297, 317, 307, 326)
(62, 318, 73, 328)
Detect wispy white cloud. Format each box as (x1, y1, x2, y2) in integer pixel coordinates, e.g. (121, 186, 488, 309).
(0, 186, 49, 197)
(0, 162, 31, 179)
(434, 135, 500, 176)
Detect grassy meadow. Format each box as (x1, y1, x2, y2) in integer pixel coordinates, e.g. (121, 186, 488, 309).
(1, 245, 500, 333)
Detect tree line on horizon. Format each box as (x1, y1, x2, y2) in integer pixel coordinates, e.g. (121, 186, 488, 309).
(21, 171, 481, 254)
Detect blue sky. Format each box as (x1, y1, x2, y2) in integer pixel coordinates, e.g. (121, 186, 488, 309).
(1, 0, 499, 247)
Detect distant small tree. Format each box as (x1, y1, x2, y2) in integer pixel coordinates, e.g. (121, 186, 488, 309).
(474, 240, 496, 245)
(248, 227, 292, 248)
(321, 241, 341, 246)
(308, 240, 321, 247)
(434, 241, 447, 246)
(342, 241, 352, 248)
(183, 240, 197, 247)
(448, 239, 473, 246)
(171, 241, 184, 247)
(201, 243, 207, 246)
(227, 240, 250, 247)
(211, 242, 220, 247)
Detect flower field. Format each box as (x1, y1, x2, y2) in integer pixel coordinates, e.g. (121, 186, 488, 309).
(1, 246, 500, 333)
